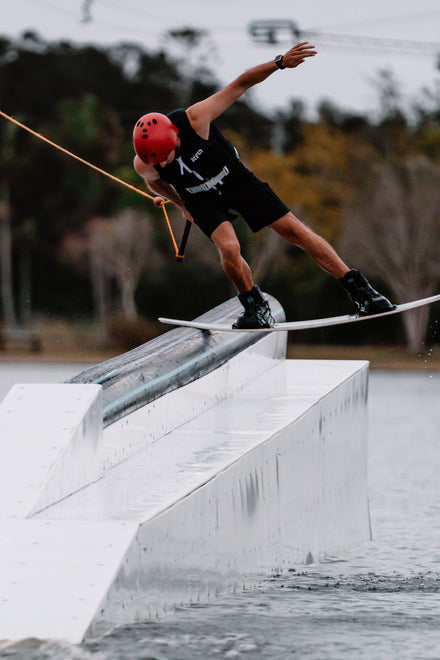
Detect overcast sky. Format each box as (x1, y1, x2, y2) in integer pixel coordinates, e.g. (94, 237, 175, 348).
(2, 0, 440, 118)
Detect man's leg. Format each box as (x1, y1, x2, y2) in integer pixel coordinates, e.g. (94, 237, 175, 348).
(211, 221, 274, 328)
(270, 212, 349, 278)
(270, 212, 394, 316)
(211, 221, 253, 292)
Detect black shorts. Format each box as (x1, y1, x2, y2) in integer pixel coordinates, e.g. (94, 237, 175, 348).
(185, 178, 290, 239)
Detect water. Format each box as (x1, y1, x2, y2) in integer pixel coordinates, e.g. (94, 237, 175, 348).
(1, 365, 440, 659)
(0, 363, 92, 403)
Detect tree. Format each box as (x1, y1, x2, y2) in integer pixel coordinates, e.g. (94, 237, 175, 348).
(164, 27, 218, 106)
(371, 68, 403, 119)
(0, 121, 21, 328)
(101, 209, 159, 320)
(51, 93, 124, 224)
(63, 209, 162, 324)
(340, 155, 440, 353)
(369, 69, 409, 158)
(0, 182, 16, 327)
(247, 121, 350, 244)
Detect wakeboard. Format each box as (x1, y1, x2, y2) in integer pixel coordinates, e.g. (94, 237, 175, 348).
(159, 293, 440, 333)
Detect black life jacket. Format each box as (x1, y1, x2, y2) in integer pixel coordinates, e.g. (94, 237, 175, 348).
(154, 109, 250, 204)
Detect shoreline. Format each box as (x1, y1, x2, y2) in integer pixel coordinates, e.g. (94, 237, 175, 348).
(287, 343, 440, 370)
(1, 343, 440, 371)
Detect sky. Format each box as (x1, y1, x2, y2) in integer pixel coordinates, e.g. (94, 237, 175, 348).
(2, 0, 440, 119)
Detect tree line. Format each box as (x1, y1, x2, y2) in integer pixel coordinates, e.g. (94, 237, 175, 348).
(1, 30, 440, 353)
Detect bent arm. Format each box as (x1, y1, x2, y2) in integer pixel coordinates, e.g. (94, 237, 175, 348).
(187, 42, 316, 138)
(134, 155, 183, 206)
(133, 155, 193, 221)
(146, 178, 184, 209)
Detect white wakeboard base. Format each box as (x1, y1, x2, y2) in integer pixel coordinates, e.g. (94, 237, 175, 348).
(159, 294, 440, 333)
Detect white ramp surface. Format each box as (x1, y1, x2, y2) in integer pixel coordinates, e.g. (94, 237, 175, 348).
(36, 359, 370, 638)
(0, 384, 102, 517)
(0, 520, 137, 642)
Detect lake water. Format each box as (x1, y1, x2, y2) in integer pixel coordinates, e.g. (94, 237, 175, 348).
(1, 364, 440, 659)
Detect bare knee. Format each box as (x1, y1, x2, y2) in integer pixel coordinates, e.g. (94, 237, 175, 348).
(215, 237, 242, 266)
(271, 214, 314, 247)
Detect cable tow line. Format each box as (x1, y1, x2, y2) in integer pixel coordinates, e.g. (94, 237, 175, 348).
(0, 109, 186, 260)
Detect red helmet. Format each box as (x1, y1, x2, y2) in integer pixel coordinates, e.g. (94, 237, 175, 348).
(133, 113, 179, 165)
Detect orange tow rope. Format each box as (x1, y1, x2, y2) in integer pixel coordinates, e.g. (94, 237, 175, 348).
(0, 109, 183, 259)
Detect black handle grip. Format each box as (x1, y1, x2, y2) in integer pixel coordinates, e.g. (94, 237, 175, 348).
(176, 220, 192, 262)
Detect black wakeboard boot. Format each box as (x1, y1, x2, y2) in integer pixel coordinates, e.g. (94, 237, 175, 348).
(233, 285, 275, 329)
(340, 269, 396, 317)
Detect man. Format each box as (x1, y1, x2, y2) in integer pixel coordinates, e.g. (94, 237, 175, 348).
(133, 41, 394, 328)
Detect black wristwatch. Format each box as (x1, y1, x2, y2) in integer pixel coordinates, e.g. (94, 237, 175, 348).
(274, 54, 285, 69)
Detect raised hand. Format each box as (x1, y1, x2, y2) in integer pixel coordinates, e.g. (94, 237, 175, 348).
(280, 42, 317, 68)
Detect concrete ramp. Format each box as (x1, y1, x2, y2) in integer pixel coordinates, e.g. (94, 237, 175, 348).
(0, 295, 370, 643)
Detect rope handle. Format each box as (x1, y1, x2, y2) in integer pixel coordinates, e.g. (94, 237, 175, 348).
(176, 220, 192, 262)
(0, 109, 186, 259)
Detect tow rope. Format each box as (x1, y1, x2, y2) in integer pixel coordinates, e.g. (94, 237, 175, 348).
(0, 109, 189, 261)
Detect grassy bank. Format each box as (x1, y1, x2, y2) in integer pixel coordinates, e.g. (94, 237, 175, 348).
(1, 341, 440, 371)
(1, 316, 439, 369)
(287, 343, 440, 370)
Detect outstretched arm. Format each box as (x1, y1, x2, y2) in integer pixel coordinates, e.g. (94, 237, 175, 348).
(187, 42, 317, 138)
